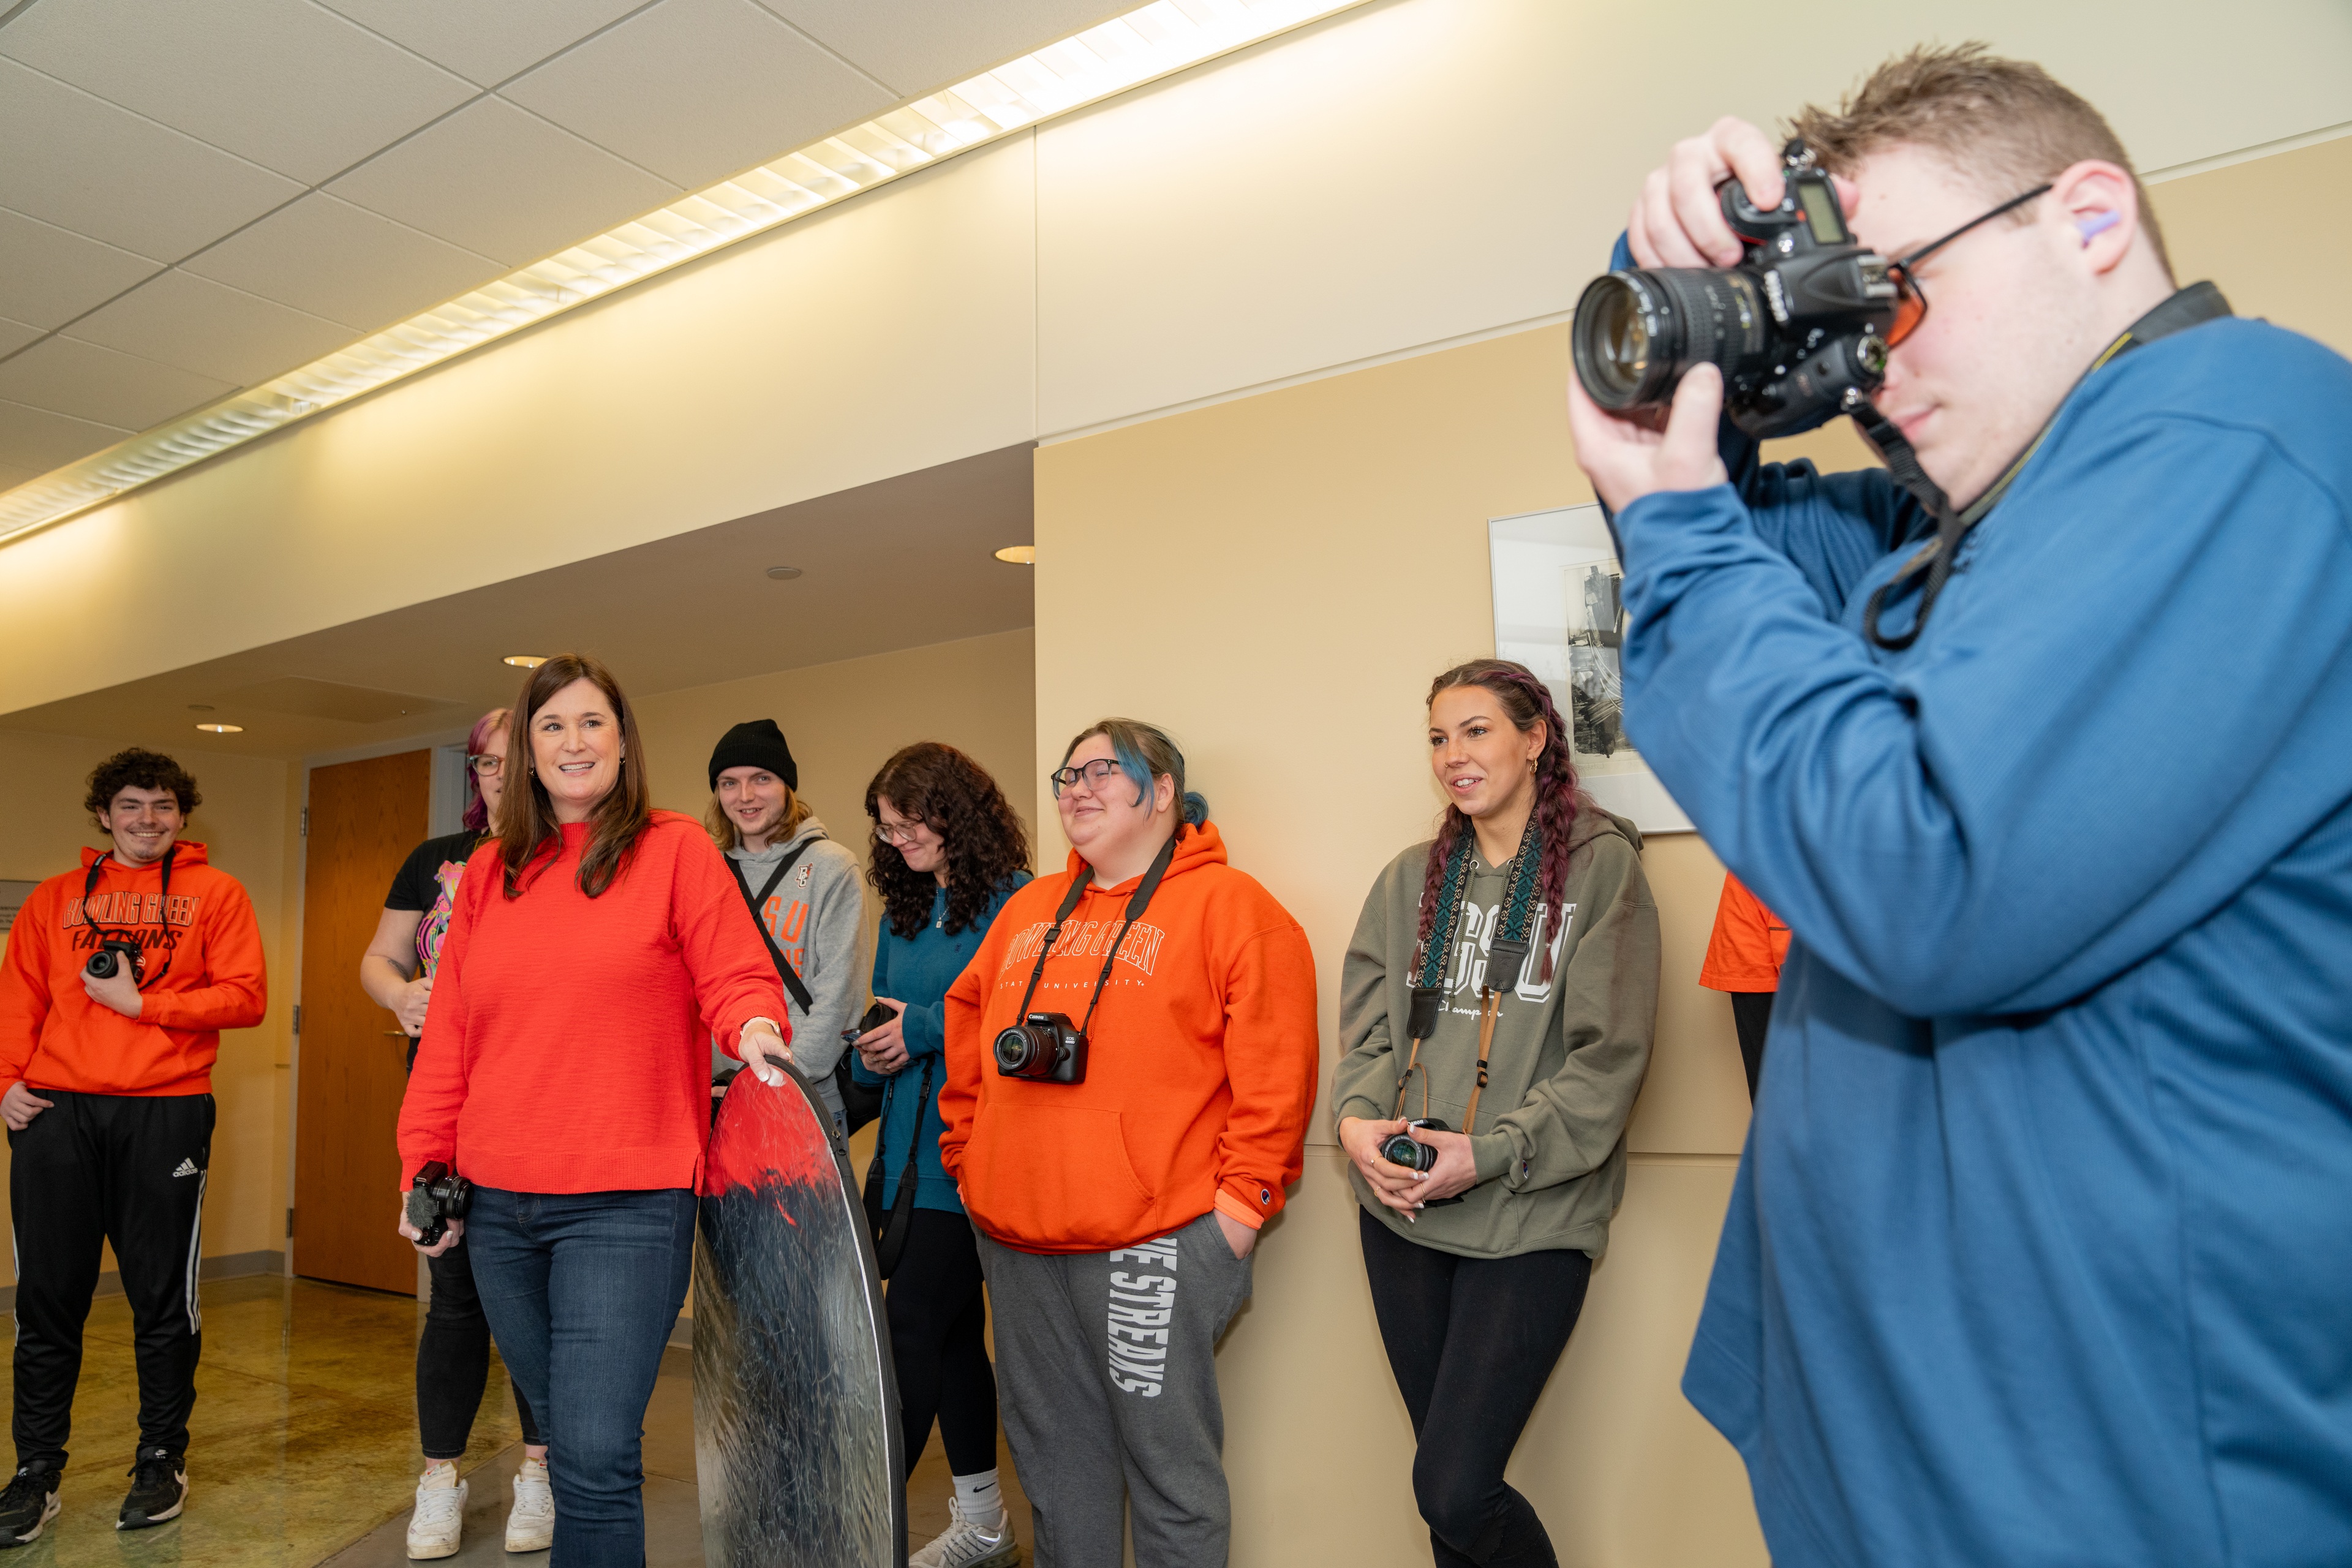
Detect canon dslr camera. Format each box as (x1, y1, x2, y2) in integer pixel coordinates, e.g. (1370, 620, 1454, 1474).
(1573, 140, 1900, 439)
(994, 1011, 1088, 1084)
(83, 937, 146, 984)
(405, 1161, 473, 1246)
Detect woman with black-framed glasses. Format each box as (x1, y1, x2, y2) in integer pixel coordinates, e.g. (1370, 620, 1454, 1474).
(359, 706, 554, 1558)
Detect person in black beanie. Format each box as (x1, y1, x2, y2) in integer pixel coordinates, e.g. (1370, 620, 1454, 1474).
(703, 720, 866, 1131)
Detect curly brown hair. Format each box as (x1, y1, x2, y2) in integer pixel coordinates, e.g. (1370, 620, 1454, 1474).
(85, 748, 201, 825)
(864, 743, 1031, 939)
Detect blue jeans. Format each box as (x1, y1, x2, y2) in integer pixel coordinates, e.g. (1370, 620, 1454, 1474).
(464, 1187, 696, 1568)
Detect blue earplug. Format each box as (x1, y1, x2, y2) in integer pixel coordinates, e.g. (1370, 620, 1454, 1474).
(2075, 209, 2122, 245)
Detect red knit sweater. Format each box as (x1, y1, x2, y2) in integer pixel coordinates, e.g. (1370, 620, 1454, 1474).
(396, 813, 788, 1193)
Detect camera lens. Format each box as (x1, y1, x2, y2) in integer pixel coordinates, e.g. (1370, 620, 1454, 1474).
(993, 1025, 1042, 1075)
(86, 949, 118, 979)
(1573, 268, 1771, 413)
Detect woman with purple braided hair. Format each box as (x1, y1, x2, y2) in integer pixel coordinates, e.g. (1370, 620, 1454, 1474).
(1333, 657, 1659, 1568)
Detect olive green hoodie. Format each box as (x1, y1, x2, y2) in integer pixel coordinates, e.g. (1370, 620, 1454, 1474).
(1333, 804, 1658, 1259)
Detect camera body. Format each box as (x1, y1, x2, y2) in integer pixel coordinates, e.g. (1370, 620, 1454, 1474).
(1573, 146, 1900, 439)
(994, 1012, 1088, 1084)
(405, 1160, 473, 1246)
(83, 937, 145, 985)
(841, 998, 895, 1050)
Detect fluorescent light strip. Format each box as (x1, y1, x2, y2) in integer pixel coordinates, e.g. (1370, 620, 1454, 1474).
(0, 0, 1369, 544)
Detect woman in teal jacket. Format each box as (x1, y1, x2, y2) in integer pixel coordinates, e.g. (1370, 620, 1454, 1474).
(853, 743, 1031, 1568)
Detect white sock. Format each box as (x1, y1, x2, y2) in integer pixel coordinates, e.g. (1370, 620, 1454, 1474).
(420, 1460, 458, 1485)
(952, 1469, 1005, 1531)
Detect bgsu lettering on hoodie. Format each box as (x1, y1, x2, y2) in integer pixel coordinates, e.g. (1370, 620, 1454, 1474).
(0, 842, 267, 1099)
(938, 821, 1320, 1256)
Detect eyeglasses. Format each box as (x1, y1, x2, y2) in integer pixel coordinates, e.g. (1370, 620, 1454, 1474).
(1049, 758, 1126, 797)
(1883, 183, 2051, 347)
(466, 754, 503, 777)
(875, 820, 927, 845)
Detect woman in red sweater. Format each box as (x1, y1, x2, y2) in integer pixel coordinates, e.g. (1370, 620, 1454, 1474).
(396, 654, 790, 1568)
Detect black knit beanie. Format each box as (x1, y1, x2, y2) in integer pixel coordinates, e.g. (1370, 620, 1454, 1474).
(707, 719, 798, 793)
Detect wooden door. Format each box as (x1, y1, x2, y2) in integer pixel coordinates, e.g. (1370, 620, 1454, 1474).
(295, 750, 429, 1294)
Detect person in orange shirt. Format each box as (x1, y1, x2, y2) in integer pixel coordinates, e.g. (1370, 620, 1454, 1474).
(940, 718, 1317, 1568)
(1697, 873, 1789, 1101)
(0, 748, 266, 1545)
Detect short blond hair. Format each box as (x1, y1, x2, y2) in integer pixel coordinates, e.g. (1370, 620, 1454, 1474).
(1790, 43, 2171, 278)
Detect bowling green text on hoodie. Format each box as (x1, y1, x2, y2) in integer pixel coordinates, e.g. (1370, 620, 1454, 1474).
(0, 843, 268, 1098)
(940, 820, 1318, 1254)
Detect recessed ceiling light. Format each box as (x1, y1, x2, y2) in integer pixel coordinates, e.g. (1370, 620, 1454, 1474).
(195, 722, 244, 734)
(994, 545, 1036, 565)
(503, 655, 548, 668)
(765, 565, 804, 580)
(187, 703, 215, 712)
(0, 0, 1373, 543)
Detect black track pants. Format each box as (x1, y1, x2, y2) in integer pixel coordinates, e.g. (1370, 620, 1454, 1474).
(9, 1090, 214, 1471)
(1359, 1208, 1593, 1568)
(884, 1208, 998, 1477)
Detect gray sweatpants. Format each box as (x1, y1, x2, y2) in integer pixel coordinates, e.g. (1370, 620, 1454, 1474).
(974, 1213, 1253, 1568)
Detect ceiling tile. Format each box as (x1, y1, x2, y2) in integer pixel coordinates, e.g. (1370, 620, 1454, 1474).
(0, 59, 304, 260)
(0, 0, 478, 185)
(761, 0, 1133, 97)
(0, 319, 39, 358)
(0, 398, 132, 477)
(64, 271, 356, 388)
(0, 206, 166, 331)
(326, 96, 679, 265)
(180, 192, 504, 330)
(316, 0, 650, 88)
(505, 0, 891, 189)
(0, 337, 237, 431)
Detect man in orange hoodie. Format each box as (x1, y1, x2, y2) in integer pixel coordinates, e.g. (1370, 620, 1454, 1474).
(0, 749, 266, 1546)
(940, 720, 1317, 1568)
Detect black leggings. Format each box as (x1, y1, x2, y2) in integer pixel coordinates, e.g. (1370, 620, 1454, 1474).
(1728, 990, 1775, 1101)
(885, 1209, 998, 1477)
(419, 1232, 540, 1460)
(1359, 1209, 1593, 1568)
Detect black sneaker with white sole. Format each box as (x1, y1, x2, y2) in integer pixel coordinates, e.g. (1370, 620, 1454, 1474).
(0, 1464, 62, 1548)
(117, 1448, 186, 1531)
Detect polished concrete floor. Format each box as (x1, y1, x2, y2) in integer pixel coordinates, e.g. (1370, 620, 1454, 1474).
(5, 1273, 1033, 1567)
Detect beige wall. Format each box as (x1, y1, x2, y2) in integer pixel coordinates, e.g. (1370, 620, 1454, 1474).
(0, 731, 293, 1278)
(2149, 133, 2352, 356)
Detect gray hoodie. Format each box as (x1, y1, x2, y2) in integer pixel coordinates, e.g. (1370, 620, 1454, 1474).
(725, 814, 867, 1129)
(1333, 805, 1658, 1259)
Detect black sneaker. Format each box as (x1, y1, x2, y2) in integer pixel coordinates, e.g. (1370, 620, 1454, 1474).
(0, 1464, 62, 1548)
(116, 1448, 185, 1531)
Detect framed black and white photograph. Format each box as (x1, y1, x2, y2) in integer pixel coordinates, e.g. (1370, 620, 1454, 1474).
(1490, 504, 1692, 834)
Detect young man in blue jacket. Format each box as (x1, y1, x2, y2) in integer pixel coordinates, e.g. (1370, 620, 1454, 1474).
(1567, 45, 2352, 1568)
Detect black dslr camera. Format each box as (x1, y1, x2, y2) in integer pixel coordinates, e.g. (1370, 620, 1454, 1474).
(83, 937, 145, 984)
(1573, 140, 1901, 439)
(405, 1161, 473, 1246)
(994, 1012, 1087, 1084)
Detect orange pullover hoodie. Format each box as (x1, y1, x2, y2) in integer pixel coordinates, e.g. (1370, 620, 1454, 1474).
(940, 820, 1319, 1254)
(0, 842, 267, 1098)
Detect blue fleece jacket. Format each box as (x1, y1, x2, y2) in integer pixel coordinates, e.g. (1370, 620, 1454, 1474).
(1610, 296, 2352, 1565)
(852, 875, 1028, 1213)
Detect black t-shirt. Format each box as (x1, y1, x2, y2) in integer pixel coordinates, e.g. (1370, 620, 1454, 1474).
(384, 830, 488, 1068)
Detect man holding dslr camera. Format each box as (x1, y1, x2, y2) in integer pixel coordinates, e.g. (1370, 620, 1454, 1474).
(0, 749, 266, 1546)
(1567, 44, 2352, 1568)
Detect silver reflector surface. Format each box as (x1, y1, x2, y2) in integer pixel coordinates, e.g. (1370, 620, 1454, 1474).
(696, 1066, 905, 1566)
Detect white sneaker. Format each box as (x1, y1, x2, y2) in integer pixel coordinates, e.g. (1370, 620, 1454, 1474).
(505, 1455, 554, 1553)
(406, 1463, 467, 1560)
(910, 1495, 1020, 1568)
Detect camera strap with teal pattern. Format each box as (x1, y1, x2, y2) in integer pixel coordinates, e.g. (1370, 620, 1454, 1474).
(1394, 811, 1542, 1130)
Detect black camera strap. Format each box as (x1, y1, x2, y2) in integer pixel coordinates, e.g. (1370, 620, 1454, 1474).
(83, 845, 176, 990)
(727, 843, 815, 1012)
(1010, 829, 1180, 1038)
(862, 1055, 932, 1278)
(1856, 281, 2233, 650)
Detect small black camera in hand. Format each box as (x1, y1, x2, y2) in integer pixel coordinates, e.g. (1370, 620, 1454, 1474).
(405, 1161, 473, 1246)
(841, 998, 895, 1049)
(1379, 1118, 1452, 1173)
(83, 937, 145, 984)
(994, 1012, 1088, 1084)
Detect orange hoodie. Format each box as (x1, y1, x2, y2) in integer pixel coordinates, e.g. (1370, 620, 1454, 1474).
(940, 821, 1319, 1254)
(0, 842, 267, 1098)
